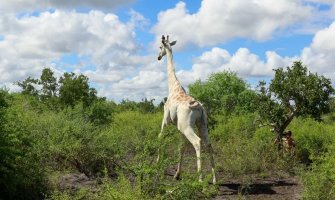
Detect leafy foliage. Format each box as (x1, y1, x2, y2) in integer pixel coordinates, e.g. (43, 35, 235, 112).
(39, 68, 58, 99)
(189, 71, 257, 123)
(84, 99, 115, 125)
(0, 92, 47, 200)
(3, 65, 335, 199)
(118, 98, 158, 113)
(302, 149, 335, 200)
(16, 68, 98, 109)
(16, 76, 39, 96)
(59, 72, 97, 107)
(256, 61, 334, 147)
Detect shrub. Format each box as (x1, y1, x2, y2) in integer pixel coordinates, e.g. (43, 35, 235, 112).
(212, 114, 293, 176)
(0, 93, 48, 200)
(289, 117, 335, 165)
(211, 113, 256, 142)
(32, 105, 116, 177)
(84, 99, 115, 125)
(302, 149, 335, 200)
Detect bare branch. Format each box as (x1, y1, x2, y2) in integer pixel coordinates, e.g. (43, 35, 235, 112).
(254, 118, 275, 128)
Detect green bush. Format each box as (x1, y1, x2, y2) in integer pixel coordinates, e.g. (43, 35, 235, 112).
(31, 104, 116, 176)
(291, 118, 335, 199)
(99, 174, 149, 200)
(85, 99, 115, 125)
(289, 117, 335, 165)
(302, 149, 335, 200)
(5, 85, 335, 200)
(212, 114, 293, 176)
(211, 113, 256, 142)
(0, 93, 48, 200)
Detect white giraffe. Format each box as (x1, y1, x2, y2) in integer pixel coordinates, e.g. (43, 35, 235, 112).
(157, 35, 216, 184)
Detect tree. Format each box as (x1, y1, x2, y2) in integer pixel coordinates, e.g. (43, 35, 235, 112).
(117, 98, 157, 113)
(138, 98, 156, 113)
(39, 68, 58, 99)
(0, 90, 9, 159)
(16, 77, 39, 96)
(58, 72, 97, 107)
(189, 71, 257, 117)
(256, 61, 334, 149)
(85, 98, 115, 125)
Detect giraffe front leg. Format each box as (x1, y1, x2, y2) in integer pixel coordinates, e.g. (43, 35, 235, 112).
(156, 122, 165, 163)
(174, 137, 186, 180)
(157, 113, 169, 163)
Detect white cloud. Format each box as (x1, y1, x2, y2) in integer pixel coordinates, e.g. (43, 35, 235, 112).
(152, 0, 313, 48)
(97, 69, 167, 101)
(1, 10, 138, 58)
(49, 0, 134, 10)
(0, 0, 134, 13)
(177, 20, 335, 87)
(301, 21, 335, 78)
(309, 21, 335, 51)
(305, 0, 335, 4)
(115, 70, 165, 90)
(0, 9, 154, 100)
(177, 47, 296, 86)
(0, 5, 169, 102)
(0, 0, 43, 14)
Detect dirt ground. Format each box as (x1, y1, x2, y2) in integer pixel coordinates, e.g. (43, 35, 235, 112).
(214, 173, 303, 200)
(57, 170, 303, 200)
(167, 146, 304, 200)
(165, 164, 303, 200)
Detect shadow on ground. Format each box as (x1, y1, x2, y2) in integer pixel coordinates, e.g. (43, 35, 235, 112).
(214, 174, 302, 200)
(219, 180, 297, 195)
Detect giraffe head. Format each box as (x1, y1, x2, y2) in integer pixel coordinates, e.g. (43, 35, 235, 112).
(158, 35, 177, 60)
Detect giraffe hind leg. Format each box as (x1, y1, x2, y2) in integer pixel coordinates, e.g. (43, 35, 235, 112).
(182, 126, 203, 182)
(198, 122, 216, 184)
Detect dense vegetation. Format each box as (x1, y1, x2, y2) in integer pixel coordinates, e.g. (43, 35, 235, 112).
(1, 62, 335, 199)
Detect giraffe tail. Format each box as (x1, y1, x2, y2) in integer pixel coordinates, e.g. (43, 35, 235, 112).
(200, 106, 208, 135)
(189, 100, 201, 108)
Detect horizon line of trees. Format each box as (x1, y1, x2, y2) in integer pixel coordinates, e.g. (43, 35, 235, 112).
(15, 68, 161, 120)
(16, 68, 98, 108)
(14, 62, 335, 146)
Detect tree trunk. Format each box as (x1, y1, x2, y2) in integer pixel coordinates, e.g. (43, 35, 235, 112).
(275, 111, 296, 151)
(275, 129, 284, 151)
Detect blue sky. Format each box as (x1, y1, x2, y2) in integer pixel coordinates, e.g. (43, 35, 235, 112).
(0, 0, 334, 102)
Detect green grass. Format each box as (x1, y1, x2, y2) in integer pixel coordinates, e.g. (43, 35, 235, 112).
(2, 93, 335, 199)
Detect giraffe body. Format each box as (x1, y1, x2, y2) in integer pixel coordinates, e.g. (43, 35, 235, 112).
(157, 35, 216, 184)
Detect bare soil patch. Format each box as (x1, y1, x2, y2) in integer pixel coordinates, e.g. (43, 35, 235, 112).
(214, 172, 303, 200)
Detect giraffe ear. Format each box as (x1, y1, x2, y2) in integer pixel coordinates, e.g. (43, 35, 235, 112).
(161, 35, 166, 44)
(170, 40, 177, 46)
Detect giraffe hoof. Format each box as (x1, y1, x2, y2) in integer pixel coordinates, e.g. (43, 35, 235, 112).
(174, 173, 181, 180)
(199, 174, 203, 182)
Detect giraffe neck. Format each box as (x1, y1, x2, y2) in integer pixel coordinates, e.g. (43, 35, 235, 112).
(166, 48, 185, 95)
